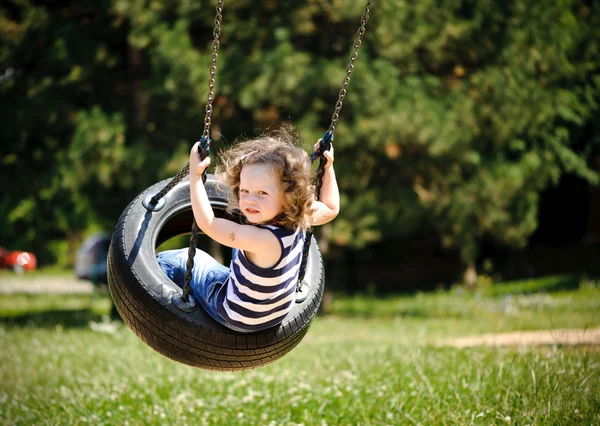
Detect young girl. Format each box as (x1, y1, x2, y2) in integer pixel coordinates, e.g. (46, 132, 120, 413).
(157, 128, 339, 333)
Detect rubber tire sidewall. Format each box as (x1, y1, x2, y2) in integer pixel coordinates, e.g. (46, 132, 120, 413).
(108, 175, 324, 371)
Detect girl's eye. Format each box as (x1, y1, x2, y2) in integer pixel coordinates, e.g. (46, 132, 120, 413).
(258, 191, 268, 196)
(240, 189, 249, 194)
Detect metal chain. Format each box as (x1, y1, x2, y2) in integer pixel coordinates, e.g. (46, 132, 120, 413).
(298, 131, 333, 284)
(299, 1, 372, 284)
(148, 163, 190, 206)
(182, 221, 201, 301)
(202, 0, 223, 141)
(181, 1, 224, 302)
(147, 1, 223, 209)
(328, 0, 372, 135)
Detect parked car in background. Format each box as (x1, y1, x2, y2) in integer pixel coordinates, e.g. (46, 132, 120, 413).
(75, 233, 122, 320)
(0, 247, 37, 273)
(75, 234, 111, 285)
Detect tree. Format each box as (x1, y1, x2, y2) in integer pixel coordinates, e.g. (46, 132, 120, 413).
(1, 0, 598, 286)
(341, 0, 600, 282)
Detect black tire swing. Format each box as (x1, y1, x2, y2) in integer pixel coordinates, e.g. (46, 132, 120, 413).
(107, 0, 372, 371)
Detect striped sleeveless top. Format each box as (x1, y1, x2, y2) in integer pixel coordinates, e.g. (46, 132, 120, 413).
(217, 225, 306, 332)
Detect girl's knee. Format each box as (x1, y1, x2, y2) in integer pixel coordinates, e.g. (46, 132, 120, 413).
(157, 249, 188, 268)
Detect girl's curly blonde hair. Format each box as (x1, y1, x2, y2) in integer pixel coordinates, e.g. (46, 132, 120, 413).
(215, 126, 315, 231)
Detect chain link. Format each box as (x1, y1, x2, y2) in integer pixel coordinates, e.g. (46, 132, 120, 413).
(328, 0, 372, 134)
(148, 1, 223, 209)
(203, 0, 223, 141)
(181, 1, 224, 302)
(299, 1, 373, 284)
(182, 221, 201, 301)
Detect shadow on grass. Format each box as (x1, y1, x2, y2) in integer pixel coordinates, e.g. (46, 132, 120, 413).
(0, 307, 122, 329)
(334, 305, 435, 319)
(329, 274, 595, 319)
(484, 274, 584, 296)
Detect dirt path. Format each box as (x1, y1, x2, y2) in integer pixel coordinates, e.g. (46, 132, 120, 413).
(0, 276, 94, 295)
(443, 327, 600, 348)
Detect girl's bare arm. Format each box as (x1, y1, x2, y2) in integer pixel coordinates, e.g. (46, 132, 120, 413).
(311, 143, 340, 226)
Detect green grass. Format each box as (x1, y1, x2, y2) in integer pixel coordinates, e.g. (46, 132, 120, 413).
(0, 293, 110, 319)
(328, 275, 600, 339)
(1, 275, 599, 425)
(0, 266, 73, 280)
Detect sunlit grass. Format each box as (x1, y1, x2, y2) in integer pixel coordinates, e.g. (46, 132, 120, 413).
(1, 275, 599, 425)
(329, 275, 600, 337)
(0, 266, 73, 280)
(0, 293, 111, 322)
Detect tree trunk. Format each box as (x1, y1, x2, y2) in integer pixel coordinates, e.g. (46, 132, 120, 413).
(464, 262, 478, 289)
(317, 223, 331, 255)
(128, 45, 148, 137)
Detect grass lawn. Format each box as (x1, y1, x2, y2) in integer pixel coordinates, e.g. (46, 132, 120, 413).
(1, 275, 599, 425)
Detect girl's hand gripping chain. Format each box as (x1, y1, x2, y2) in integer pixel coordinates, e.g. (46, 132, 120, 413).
(190, 142, 211, 177)
(313, 138, 335, 169)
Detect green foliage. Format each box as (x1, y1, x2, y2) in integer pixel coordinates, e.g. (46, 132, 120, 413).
(1, 0, 599, 272)
(359, 0, 600, 262)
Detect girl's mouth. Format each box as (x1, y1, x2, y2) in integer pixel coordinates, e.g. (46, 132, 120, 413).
(245, 208, 259, 214)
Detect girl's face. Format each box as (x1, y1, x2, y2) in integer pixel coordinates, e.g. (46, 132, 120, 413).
(239, 164, 285, 224)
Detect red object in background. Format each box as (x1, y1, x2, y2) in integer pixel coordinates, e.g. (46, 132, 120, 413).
(0, 247, 37, 273)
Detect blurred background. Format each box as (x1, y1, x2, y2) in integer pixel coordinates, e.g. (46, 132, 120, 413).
(1, 0, 599, 293)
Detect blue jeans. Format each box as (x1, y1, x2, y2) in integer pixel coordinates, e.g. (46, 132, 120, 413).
(156, 248, 250, 333)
